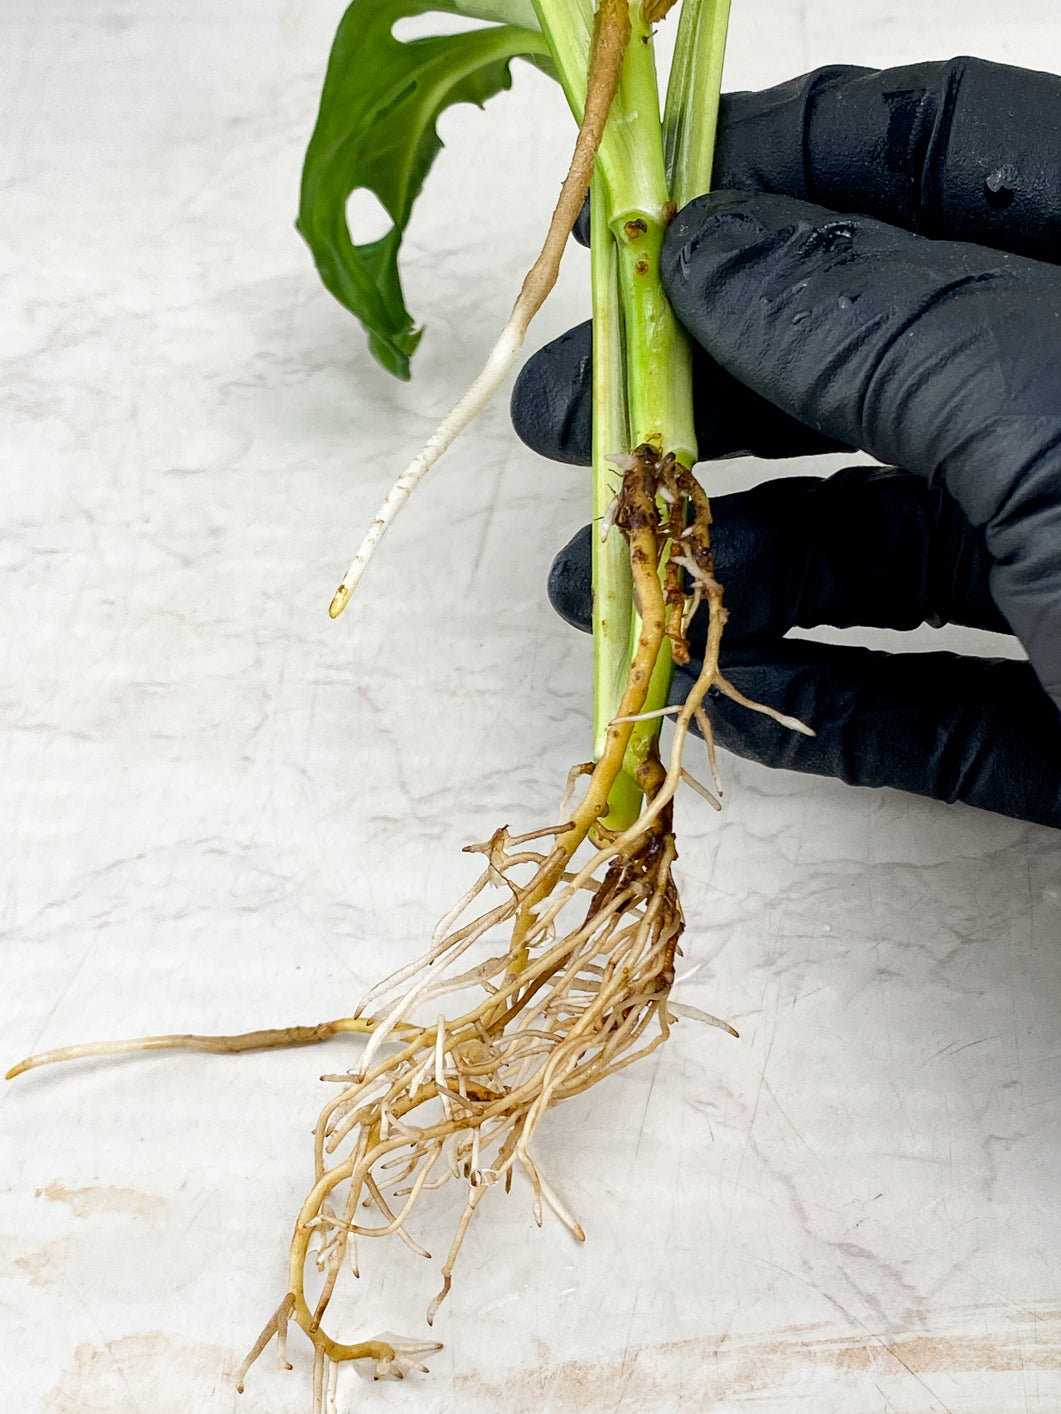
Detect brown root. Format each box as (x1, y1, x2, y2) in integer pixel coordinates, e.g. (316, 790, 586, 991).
(9, 448, 805, 1409)
(258, 450, 760, 1400)
(4, 1017, 419, 1080)
(282, 777, 689, 1394)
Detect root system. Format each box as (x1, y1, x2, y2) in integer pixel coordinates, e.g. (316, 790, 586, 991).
(9, 459, 807, 1410)
(237, 446, 799, 1402)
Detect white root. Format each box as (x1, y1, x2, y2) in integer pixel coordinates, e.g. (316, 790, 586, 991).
(610, 703, 683, 724)
(521, 1150, 586, 1241)
(680, 766, 721, 810)
(666, 1001, 739, 1037)
(693, 703, 724, 797)
(714, 676, 816, 737)
(327, 323, 529, 618)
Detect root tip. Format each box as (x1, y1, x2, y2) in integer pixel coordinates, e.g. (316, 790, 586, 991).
(426, 1274, 452, 1325)
(328, 586, 349, 619)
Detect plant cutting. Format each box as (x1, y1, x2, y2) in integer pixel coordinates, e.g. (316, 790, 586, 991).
(8, 0, 811, 1405)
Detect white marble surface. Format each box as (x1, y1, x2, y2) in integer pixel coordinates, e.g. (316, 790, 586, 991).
(3, 2, 1060, 1411)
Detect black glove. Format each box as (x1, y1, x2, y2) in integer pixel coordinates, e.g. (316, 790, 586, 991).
(511, 57, 1061, 829)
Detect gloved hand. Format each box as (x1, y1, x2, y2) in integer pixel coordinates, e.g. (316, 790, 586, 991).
(511, 57, 1061, 829)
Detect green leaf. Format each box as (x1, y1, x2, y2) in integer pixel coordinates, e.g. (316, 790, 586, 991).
(453, 0, 541, 26)
(298, 0, 548, 380)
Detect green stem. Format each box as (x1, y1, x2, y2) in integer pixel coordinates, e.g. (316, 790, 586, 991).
(589, 168, 642, 829)
(600, 6, 697, 820)
(533, 0, 668, 220)
(610, 213, 691, 796)
(534, 0, 728, 830)
(664, 0, 731, 205)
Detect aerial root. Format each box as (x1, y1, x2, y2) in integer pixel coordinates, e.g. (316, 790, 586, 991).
(327, 0, 632, 619)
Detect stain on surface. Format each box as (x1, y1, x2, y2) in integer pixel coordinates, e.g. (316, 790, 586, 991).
(37, 1181, 165, 1220)
(0, 1234, 73, 1287)
(48, 1333, 277, 1414)
(456, 1307, 1061, 1411)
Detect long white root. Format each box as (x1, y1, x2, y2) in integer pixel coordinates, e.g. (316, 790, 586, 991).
(328, 0, 631, 619)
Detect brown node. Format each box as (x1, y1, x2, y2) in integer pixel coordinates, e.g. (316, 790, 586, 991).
(642, 0, 682, 22)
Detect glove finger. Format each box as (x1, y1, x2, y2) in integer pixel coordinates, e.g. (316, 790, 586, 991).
(662, 191, 1061, 707)
(675, 641, 1061, 829)
(573, 194, 590, 248)
(511, 323, 594, 467)
(511, 319, 847, 466)
(714, 58, 1061, 264)
(547, 521, 594, 630)
(700, 465, 1008, 640)
(548, 466, 1008, 640)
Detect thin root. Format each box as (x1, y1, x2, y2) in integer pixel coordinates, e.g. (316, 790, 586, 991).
(5, 1017, 415, 1081)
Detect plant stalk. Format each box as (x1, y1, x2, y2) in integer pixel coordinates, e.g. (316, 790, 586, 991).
(589, 167, 641, 828)
(536, 0, 728, 830)
(664, 0, 732, 205)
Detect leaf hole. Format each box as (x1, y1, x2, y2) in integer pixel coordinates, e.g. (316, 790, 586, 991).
(346, 187, 394, 246)
(391, 14, 491, 43)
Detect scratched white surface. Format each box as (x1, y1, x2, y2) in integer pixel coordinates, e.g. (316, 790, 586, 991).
(3, 2, 1060, 1411)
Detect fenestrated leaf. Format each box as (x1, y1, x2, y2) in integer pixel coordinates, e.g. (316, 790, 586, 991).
(452, 0, 541, 25)
(297, 0, 549, 380)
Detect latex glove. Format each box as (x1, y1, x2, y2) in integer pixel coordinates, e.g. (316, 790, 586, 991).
(511, 57, 1061, 829)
